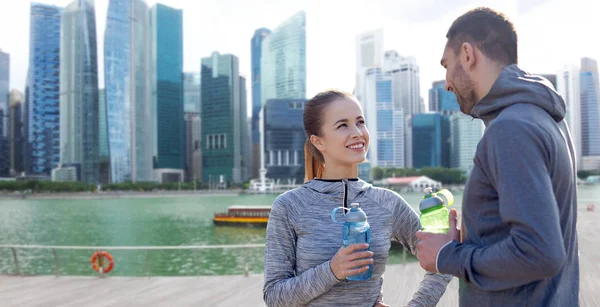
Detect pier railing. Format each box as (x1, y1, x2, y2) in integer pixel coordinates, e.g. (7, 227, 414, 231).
(0, 244, 266, 278)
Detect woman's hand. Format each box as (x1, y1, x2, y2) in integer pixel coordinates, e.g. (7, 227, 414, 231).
(329, 243, 373, 280)
(373, 302, 391, 307)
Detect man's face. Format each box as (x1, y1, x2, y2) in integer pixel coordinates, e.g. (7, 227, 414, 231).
(441, 43, 478, 115)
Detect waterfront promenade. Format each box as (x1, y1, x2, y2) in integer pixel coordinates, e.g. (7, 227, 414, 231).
(1, 198, 598, 306)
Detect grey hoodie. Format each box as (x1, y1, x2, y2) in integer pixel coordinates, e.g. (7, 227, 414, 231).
(436, 65, 580, 306)
(263, 179, 452, 307)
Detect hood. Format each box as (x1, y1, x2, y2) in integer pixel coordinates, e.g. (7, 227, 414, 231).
(303, 178, 372, 203)
(470, 64, 566, 124)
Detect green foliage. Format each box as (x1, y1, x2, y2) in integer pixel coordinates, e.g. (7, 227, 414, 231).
(0, 180, 207, 193)
(577, 170, 600, 180)
(0, 180, 96, 193)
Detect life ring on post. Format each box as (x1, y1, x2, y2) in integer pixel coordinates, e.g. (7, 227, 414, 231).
(91, 251, 114, 274)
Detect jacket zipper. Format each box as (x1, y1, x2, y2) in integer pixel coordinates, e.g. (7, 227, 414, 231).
(342, 178, 348, 215)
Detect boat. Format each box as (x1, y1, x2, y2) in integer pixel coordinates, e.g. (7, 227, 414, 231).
(213, 205, 271, 227)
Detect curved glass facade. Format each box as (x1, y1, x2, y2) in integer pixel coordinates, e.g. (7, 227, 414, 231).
(251, 28, 271, 144)
(60, 0, 100, 183)
(261, 11, 306, 105)
(104, 0, 130, 182)
(131, 0, 153, 183)
(26, 3, 62, 175)
(104, 0, 152, 183)
(250, 28, 271, 179)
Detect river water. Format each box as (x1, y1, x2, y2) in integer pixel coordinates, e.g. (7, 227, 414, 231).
(0, 186, 597, 276)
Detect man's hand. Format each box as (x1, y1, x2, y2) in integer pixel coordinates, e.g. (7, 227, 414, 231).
(415, 209, 460, 272)
(373, 301, 391, 307)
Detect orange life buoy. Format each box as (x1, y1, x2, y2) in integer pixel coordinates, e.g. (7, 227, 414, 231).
(91, 251, 114, 274)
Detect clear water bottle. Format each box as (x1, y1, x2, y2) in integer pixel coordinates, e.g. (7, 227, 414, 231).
(331, 203, 373, 281)
(419, 187, 454, 234)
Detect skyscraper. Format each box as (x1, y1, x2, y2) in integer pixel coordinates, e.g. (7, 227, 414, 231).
(263, 99, 305, 184)
(258, 12, 305, 181)
(450, 113, 484, 172)
(383, 51, 421, 117)
(98, 88, 110, 184)
(98, 89, 108, 159)
(201, 52, 249, 185)
(364, 68, 405, 168)
(184, 112, 201, 182)
(557, 65, 581, 169)
(104, 0, 153, 183)
(239, 75, 250, 182)
(412, 113, 450, 168)
(260, 12, 306, 105)
(250, 27, 271, 179)
(9, 90, 24, 175)
(363, 68, 380, 165)
(429, 80, 460, 115)
(580, 57, 600, 170)
(355, 29, 384, 164)
(25, 3, 62, 176)
(0, 50, 9, 176)
(382, 50, 421, 168)
(355, 28, 384, 107)
(183, 72, 201, 113)
(0, 50, 8, 139)
(58, 0, 100, 184)
(151, 3, 184, 182)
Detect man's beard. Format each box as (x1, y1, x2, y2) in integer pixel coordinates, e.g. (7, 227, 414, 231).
(454, 65, 478, 115)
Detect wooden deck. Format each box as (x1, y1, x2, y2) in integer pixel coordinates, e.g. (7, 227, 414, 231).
(0, 263, 459, 307)
(1, 258, 598, 306)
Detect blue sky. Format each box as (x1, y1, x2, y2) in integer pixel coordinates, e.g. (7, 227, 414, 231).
(0, 0, 598, 110)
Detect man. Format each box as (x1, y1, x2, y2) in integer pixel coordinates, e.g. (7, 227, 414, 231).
(415, 7, 579, 306)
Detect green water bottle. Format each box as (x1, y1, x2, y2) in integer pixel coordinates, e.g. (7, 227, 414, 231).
(419, 187, 454, 234)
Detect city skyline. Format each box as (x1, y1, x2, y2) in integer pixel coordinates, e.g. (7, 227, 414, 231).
(1, 0, 599, 111)
(1, 0, 599, 182)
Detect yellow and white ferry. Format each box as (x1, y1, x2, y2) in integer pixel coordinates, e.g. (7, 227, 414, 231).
(213, 205, 271, 227)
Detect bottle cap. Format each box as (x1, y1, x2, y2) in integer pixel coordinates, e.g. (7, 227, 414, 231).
(345, 203, 367, 222)
(419, 193, 444, 211)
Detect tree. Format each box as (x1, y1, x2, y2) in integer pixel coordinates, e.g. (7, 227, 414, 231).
(577, 170, 600, 180)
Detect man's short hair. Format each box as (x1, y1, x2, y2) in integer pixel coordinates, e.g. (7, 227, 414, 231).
(446, 7, 518, 65)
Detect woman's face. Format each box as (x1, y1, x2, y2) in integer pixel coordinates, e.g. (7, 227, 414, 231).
(311, 97, 370, 167)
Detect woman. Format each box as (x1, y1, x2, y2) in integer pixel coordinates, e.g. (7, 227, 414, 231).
(263, 90, 452, 307)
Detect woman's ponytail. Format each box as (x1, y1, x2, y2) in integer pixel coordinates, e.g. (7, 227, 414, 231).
(304, 139, 324, 182)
